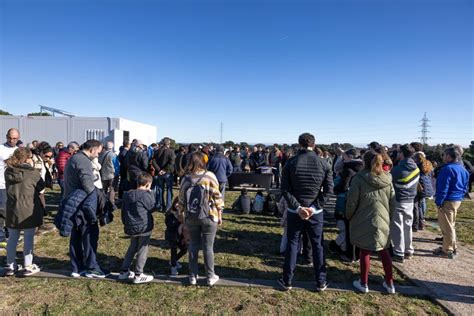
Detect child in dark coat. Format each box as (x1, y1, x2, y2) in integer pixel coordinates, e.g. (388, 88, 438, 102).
(165, 197, 189, 275)
(119, 173, 155, 284)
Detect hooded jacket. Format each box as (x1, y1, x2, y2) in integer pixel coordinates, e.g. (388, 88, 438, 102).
(391, 158, 420, 202)
(121, 189, 155, 236)
(5, 164, 45, 229)
(346, 170, 395, 251)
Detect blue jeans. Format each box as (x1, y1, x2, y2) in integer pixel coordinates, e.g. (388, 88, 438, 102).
(154, 173, 174, 211)
(69, 222, 100, 273)
(282, 211, 326, 286)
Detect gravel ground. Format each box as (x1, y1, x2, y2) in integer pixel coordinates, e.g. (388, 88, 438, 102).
(393, 222, 474, 316)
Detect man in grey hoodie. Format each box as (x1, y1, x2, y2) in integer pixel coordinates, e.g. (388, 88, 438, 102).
(390, 144, 420, 262)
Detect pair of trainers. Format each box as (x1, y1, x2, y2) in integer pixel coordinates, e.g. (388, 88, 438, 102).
(188, 274, 220, 286)
(353, 280, 396, 294)
(3, 264, 40, 277)
(278, 277, 328, 292)
(119, 270, 154, 284)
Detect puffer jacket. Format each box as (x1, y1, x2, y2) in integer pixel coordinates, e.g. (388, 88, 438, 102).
(125, 147, 149, 182)
(121, 189, 155, 236)
(281, 149, 334, 210)
(5, 164, 45, 229)
(346, 170, 395, 252)
(55, 189, 98, 237)
(56, 149, 72, 181)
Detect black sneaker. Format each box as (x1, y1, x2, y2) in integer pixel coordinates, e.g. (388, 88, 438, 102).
(434, 236, 443, 242)
(316, 281, 329, 292)
(392, 255, 404, 263)
(277, 277, 292, 291)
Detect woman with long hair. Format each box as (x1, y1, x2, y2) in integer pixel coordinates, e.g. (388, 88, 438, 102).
(4, 147, 45, 276)
(346, 150, 396, 294)
(178, 151, 224, 286)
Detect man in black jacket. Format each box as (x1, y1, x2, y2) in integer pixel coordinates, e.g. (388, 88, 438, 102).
(278, 133, 333, 292)
(151, 137, 176, 212)
(125, 139, 149, 190)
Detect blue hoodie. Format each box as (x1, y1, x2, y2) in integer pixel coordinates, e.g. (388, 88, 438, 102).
(435, 162, 469, 206)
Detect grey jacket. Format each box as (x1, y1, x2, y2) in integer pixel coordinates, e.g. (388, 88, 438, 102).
(64, 151, 96, 198)
(99, 150, 116, 181)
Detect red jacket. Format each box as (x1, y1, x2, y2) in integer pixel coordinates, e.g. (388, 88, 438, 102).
(56, 150, 72, 180)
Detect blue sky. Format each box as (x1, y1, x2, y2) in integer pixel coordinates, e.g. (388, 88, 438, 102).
(1, 0, 472, 146)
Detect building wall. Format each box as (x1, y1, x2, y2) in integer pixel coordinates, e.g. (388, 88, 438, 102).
(0, 115, 156, 152)
(118, 118, 157, 145)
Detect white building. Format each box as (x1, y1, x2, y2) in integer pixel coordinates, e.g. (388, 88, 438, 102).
(0, 115, 157, 152)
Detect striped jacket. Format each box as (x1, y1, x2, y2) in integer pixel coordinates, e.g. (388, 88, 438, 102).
(178, 170, 224, 222)
(391, 158, 420, 202)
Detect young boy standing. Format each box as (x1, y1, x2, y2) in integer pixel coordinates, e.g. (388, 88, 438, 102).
(119, 173, 155, 284)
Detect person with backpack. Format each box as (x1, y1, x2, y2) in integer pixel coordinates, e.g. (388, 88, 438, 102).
(4, 147, 45, 276)
(178, 151, 224, 286)
(331, 148, 363, 262)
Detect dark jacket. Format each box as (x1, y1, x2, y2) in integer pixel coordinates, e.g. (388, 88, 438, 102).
(435, 162, 469, 206)
(391, 158, 420, 202)
(207, 152, 233, 183)
(121, 189, 155, 236)
(55, 189, 98, 237)
(64, 151, 96, 198)
(334, 159, 364, 194)
(5, 164, 45, 229)
(125, 147, 149, 182)
(152, 147, 176, 174)
(346, 170, 395, 251)
(249, 152, 267, 171)
(281, 149, 334, 210)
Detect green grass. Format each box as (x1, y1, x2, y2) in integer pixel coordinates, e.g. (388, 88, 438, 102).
(0, 187, 447, 314)
(0, 278, 445, 315)
(425, 199, 474, 245)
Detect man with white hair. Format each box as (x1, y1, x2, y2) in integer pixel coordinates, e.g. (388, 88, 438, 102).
(99, 141, 117, 203)
(0, 128, 20, 247)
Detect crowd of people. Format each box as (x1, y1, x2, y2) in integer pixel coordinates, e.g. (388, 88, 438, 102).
(0, 127, 471, 293)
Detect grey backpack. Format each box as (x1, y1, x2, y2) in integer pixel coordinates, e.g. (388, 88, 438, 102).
(185, 174, 210, 220)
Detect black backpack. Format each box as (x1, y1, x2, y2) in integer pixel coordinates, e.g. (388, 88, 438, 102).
(184, 174, 210, 220)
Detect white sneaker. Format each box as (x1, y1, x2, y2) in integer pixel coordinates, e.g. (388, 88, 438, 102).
(383, 281, 396, 294)
(23, 264, 41, 276)
(189, 275, 198, 285)
(170, 266, 179, 276)
(207, 274, 219, 286)
(133, 273, 153, 284)
(71, 271, 83, 278)
(119, 270, 135, 280)
(353, 280, 369, 293)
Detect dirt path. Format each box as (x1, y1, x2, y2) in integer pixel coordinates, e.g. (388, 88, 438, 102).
(393, 221, 474, 315)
